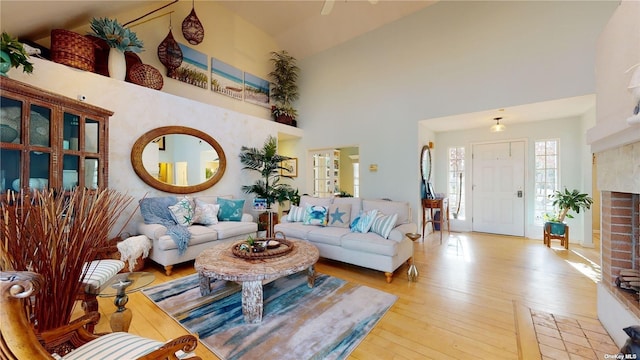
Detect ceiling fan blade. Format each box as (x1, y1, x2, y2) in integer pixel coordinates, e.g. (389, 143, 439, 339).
(321, 0, 335, 15)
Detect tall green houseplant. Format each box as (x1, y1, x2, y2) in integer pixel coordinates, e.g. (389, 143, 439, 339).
(240, 135, 295, 209)
(544, 188, 593, 235)
(269, 50, 299, 125)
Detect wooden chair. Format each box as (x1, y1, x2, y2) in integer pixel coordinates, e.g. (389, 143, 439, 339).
(543, 223, 569, 249)
(1, 270, 202, 360)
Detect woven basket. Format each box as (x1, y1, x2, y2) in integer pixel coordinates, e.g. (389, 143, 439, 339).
(51, 29, 95, 72)
(128, 63, 164, 90)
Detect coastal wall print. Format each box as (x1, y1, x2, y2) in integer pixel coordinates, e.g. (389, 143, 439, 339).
(211, 57, 243, 100)
(243, 72, 270, 108)
(168, 43, 208, 89)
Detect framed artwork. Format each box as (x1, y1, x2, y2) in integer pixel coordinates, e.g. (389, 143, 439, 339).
(152, 136, 166, 151)
(168, 43, 208, 89)
(243, 72, 270, 108)
(211, 57, 243, 100)
(281, 158, 297, 177)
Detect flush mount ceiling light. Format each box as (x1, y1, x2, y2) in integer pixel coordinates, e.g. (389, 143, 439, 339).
(490, 117, 506, 132)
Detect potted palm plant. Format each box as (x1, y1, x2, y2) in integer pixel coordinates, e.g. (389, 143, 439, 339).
(269, 50, 299, 126)
(0, 32, 33, 76)
(544, 188, 593, 235)
(240, 136, 296, 233)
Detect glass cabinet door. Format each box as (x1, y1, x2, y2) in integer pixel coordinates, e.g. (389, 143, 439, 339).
(63, 113, 80, 151)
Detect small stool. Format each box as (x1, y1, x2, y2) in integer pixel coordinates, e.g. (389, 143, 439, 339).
(77, 259, 124, 332)
(406, 233, 421, 281)
(543, 223, 569, 249)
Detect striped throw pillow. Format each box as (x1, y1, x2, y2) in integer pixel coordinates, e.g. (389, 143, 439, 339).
(370, 212, 398, 239)
(286, 205, 305, 222)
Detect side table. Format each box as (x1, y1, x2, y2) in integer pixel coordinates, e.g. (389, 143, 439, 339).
(422, 197, 450, 244)
(98, 271, 155, 332)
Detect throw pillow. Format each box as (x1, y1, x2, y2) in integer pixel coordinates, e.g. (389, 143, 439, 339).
(168, 197, 195, 226)
(327, 203, 352, 228)
(303, 205, 328, 226)
(193, 199, 219, 225)
(286, 205, 305, 222)
(217, 198, 245, 221)
(350, 209, 378, 233)
(370, 212, 398, 239)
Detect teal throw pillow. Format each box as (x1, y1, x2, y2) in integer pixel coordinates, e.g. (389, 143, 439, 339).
(218, 198, 245, 221)
(350, 209, 378, 233)
(303, 205, 328, 226)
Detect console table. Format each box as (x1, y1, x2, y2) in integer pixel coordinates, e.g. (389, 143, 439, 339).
(422, 197, 450, 243)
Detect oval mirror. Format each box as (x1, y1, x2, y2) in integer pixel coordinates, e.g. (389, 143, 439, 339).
(420, 145, 432, 182)
(131, 126, 226, 194)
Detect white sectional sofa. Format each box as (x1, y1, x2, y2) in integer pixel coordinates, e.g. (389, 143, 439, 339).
(135, 195, 257, 275)
(274, 195, 417, 283)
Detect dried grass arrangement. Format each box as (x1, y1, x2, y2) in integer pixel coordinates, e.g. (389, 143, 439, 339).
(0, 188, 132, 332)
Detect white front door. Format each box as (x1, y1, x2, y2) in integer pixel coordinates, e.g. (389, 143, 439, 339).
(472, 141, 525, 236)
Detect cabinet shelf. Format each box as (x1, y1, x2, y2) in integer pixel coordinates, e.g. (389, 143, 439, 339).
(0, 77, 113, 193)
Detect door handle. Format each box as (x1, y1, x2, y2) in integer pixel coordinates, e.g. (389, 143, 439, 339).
(517, 190, 523, 198)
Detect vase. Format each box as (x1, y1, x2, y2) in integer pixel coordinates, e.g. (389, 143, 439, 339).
(0, 50, 11, 77)
(107, 48, 127, 80)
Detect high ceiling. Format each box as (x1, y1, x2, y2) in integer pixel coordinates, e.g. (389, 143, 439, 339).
(0, 0, 435, 60)
(1, 0, 597, 131)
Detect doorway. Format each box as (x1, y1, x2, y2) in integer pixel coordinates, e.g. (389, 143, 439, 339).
(472, 141, 526, 236)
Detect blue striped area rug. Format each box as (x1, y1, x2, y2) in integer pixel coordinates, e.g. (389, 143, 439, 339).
(142, 272, 396, 360)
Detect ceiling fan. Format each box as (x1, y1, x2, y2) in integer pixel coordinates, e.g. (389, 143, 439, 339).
(321, 0, 378, 15)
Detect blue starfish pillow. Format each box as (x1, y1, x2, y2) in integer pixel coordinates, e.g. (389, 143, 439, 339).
(303, 205, 328, 226)
(327, 203, 351, 228)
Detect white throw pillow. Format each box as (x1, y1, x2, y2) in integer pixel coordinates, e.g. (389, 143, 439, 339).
(193, 199, 219, 225)
(168, 197, 195, 226)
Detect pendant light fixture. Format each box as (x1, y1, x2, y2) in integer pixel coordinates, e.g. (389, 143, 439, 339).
(182, 0, 204, 45)
(157, 13, 183, 72)
(490, 117, 506, 132)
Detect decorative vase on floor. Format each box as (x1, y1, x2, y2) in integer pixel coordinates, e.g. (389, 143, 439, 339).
(108, 48, 126, 80)
(0, 50, 11, 77)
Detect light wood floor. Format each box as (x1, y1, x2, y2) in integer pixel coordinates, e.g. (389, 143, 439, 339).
(77, 232, 601, 359)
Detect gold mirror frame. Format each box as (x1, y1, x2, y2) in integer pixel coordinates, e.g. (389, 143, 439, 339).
(131, 126, 226, 194)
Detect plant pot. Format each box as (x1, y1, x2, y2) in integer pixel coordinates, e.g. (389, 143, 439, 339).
(275, 114, 296, 126)
(0, 50, 11, 77)
(545, 221, 566, 235)
(108, 48, 126, 80)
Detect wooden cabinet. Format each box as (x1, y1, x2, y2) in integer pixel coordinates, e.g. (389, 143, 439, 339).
(0, 77, 113, 193)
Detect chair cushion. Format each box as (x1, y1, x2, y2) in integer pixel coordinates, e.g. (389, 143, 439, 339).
(81, 259, 125, 294)
(59, 332, 189, 359)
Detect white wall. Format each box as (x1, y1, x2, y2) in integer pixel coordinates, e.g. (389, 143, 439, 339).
(296, 1, 617, 225)
(9, 58, 296, 236)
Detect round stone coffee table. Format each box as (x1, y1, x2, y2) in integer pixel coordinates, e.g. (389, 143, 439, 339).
(194, 238, 319, 324)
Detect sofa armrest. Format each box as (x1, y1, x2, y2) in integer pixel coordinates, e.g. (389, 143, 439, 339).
(388, 223, 418, 242)
(241, 213, 254, 222)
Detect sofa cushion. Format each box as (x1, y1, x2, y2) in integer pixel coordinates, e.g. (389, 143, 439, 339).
(340, 232, 398, 257)
(155, 225, 218, 251)
(369, 212, 398, 239)
(218, 198, 245, 221)
(303, 205, 328, 226)
(350, 209, 378, 233)
(327, 203, 351, 228)
(286, 205, 305, 222)
(193, 199, 219, 225)
(208, 221, 257, 239)
(299, 195, 332, 208)
(168, 197, 195, 226)
(363, 199, 411, 225)
(306, 226, 349, 246)
(333, 197, 361, 222)
(274, 222, 314, 240)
